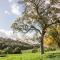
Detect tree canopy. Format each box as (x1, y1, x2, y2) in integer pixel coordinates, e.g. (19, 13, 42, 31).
(11, 0, 60, 54)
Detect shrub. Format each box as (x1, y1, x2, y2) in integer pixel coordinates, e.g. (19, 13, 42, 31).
(13, 47, 22, 54)
(32, 47, 38, 53)
(3, 47, 13, 54)
(0, 50, 6, 57)
(45, 47, 56, 52)
(45, 53, 56, 58)
(0, 50, 4, 54)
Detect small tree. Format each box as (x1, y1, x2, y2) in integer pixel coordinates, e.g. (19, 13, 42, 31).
(11, 0, 60, 54)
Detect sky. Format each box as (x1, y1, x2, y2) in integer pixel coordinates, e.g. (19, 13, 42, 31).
(0, 0, 25, 30)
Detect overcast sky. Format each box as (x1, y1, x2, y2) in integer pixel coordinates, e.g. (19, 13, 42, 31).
(0, 0, 25, 30)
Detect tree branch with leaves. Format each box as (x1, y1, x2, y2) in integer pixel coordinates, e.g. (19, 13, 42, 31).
(11, 0, 60, 54)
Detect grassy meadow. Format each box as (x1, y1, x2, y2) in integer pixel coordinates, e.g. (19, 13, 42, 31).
(0, 50, 60, 60)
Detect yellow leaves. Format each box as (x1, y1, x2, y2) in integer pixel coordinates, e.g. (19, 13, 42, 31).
(44, 36, 57, 47)
(57, 25, 60, 33)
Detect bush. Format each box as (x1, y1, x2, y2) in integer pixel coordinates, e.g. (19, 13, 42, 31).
(0, 50, 5, 54)
(32, 47, 38, 53)
(45, 53, 56, 58)
(13, 47, 22, 54)
(0, 50, 6, 57)
(45, 47, 56, 52)
(3, 47, 13, 54)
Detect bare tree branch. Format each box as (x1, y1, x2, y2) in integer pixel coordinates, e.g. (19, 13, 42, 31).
(25, 25, 41, 34)
(46, 20, 60, 29)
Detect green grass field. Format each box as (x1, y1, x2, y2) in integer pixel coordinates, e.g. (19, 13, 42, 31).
(0, 50, 60, 60)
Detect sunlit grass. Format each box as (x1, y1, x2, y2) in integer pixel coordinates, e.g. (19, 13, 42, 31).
(0, 50, 60, 60)
(0, 53, 40, 60)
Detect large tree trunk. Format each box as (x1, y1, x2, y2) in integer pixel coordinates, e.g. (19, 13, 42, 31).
(40, 30, 45, 54)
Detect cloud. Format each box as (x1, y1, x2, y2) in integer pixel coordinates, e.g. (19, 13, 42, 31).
(0, 13, 5, 20)
(0, 29, 13, 36)
(8, 0, 12, 3)
(11, 3, 22, 16)
(0, 29, 16, 40)
(4, 10, 10, 15)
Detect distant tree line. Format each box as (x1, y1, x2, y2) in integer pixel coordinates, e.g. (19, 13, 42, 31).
(0, 37, 39, 54)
